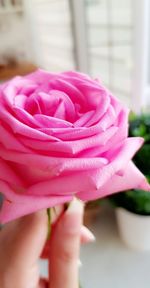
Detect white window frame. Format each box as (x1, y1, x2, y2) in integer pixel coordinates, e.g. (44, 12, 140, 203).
(71, 0, 150, 113)
(132, 0, 150, 113)
(70, 0, 88, 73)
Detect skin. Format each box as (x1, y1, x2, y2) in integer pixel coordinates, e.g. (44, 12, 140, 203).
(0, 199, 95, 288)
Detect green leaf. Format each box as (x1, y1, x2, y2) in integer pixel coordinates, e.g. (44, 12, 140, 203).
(109, 188, 150, 215)
(108, 113, 150, 215)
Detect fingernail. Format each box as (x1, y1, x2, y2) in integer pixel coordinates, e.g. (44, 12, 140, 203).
(63, 198, 84, 232)
(81, 226, 96, 242)
(66, 198, 84, 215)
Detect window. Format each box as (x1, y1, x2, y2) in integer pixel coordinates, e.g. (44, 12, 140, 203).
(85, 0, 133, 107)
(24, 0, 76, 71)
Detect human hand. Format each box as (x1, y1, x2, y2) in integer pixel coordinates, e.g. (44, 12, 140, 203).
(0, 199, 95, 288)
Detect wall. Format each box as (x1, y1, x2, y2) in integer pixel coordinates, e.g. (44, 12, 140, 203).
(0, 2, 29, 66)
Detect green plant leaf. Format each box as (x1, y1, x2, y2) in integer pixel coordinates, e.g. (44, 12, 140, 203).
(108, 113, 150, 215)
(109, 187, 150, 215)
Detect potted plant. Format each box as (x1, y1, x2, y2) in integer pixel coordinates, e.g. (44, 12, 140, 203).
(129, 113, 150, 175)
(110, 187, 150, 250)
(109, 114, 150, 251)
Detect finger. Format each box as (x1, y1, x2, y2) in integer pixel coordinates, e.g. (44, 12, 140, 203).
(0, 210, 48, 288)
(80, 225, 95, 244)
(0, 210, 48, 268)
(49, 198, 84, 288)
(41, 225, 95, 259)
(14, 210, 48, 265)
(39, 278, 49, 288)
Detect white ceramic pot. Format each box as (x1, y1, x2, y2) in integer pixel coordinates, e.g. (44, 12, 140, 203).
(116, 208, 150, 251)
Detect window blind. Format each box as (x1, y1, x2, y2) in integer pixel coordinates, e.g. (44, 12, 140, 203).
(85, 0, 133, 107)
(24, 0, 76, 72)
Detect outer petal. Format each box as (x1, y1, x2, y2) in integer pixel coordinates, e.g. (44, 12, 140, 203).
(26, 69, 57, 84)
(0, 182, 72, 224)
(2, 78, 33, 108)
(77, 161, 150, 201)
(0, 158, 23, 187)
(0, 124, 31, 153)
(0, 143, 107, 173)
(27, 170, 99, 196)
(88, 137, 144, 189)
(19, 126, 118, 155)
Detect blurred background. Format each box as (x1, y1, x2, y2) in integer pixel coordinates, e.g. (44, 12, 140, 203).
(0, 0, 150, 287)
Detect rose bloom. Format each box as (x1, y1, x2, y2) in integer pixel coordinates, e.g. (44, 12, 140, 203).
(0, 70, 149, 223)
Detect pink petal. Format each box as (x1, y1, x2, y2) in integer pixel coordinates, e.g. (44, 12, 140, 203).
(89, 105, 116, 130)
(62, 71, 92, 81)
(0, 143, 106, 174)
(50, 78, 85, 106)
(26, 69, 57, 84)
(50, 90, 76, 121)
(64, 127, 118, 154)
(2, 78, 33, 108)
(54, 101, 66, 119)
(14, 94, 27, 108)
(18, 136, 73, 154)
(0, 158, 23, 187)
(96, 110, 129, 155)
(20, 84, 37, 96)
(74, 110, 95, 127)
(0, 105, 57, 140)
(35, 114, 72, 128)
(78, 161, 150, 201)
(27, 170, 97, 196)
(44, 124, 104, 140)
(0, 124, 31, 152)
(14, 106, 41, 128)
(0, 181, 72, 224)
(85, 98, 111, 127)
(19, 126, 117, 155)
(89, 137, 144, 189)
(25, 93, 42, 114)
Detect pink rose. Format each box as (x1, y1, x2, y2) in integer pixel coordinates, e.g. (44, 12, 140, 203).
(0, 70, 149, 223)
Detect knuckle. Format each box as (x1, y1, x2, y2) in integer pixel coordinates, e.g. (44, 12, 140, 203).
(59, 248, 76, 264)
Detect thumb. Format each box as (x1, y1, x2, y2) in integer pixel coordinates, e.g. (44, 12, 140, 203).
(49, 199, 84, 288)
